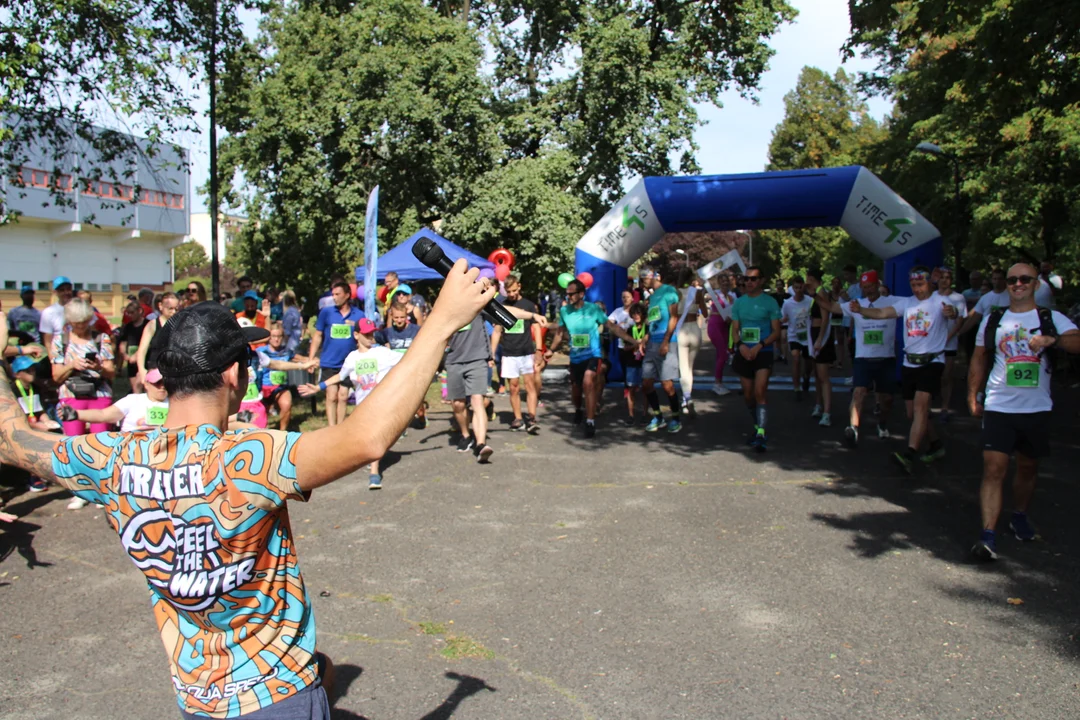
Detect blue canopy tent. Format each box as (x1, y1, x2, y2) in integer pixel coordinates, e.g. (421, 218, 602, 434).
(355, 228, 494, 283)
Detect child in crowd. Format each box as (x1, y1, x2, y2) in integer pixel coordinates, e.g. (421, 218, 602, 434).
(59, 366, 170, 432)
(623, 303, 647, 424)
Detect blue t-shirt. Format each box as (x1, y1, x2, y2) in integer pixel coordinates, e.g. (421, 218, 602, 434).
(647, 284, 680, 343)
(315, 304, 364, 368)
(559, 303, 608, 364)
(257, 345, 294, 388)
(731, 293, 781, 352)
(376, 323, 421, 353)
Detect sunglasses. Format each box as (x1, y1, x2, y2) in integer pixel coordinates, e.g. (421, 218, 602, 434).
(744, 275, 762, 282)
(1006, 275, 1035, 286)
(187, 288, 199, 293)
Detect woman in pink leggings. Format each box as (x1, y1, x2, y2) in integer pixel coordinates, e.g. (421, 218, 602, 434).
(51, 298, 116, 509)
(706, 273, 737, 396)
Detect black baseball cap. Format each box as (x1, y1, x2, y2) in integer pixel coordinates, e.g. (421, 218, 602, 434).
(151, 303, 269, 378)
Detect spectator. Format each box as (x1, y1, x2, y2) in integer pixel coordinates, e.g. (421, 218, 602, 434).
(7, 285, 41, 343)
(135, 291, 180, 377)
(235, 290, 271, 347)
(230, 275, 256, 313)
(39, 276, 74, 361)
(281, 290, 303, 354)
(77, 290, 114, 336)
(183, 280, 207, 307)
(318, 273, 347, 311)
(137, 287, 155, 318)
(1036, 261, 1060, 309)
(118, 301, 148, 393)
(962, 270, 983, 310)
(266, 286, 283, 321)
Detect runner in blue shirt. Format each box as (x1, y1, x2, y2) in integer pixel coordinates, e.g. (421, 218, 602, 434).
(310, 280, 365, 427)
(730, 265, 782, 451)
(639, 267, 684, 433)
(545, 279, 640, 438)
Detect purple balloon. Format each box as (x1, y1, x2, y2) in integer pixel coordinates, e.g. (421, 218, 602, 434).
(478, 267, 496, 280)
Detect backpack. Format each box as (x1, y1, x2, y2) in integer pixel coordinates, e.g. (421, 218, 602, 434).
(983, 307, 1057, 367)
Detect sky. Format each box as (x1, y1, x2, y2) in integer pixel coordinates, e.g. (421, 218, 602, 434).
(183, 0, 892, 213)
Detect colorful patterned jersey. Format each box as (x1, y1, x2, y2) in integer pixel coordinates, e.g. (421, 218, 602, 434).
(51, 425, 317, 718)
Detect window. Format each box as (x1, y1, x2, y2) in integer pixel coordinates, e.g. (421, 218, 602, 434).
(3, 281, 15, 290)
(37, 282, 49, 291)
(87, 283, 98, 291)
(101, 282, 113, 291)
(73, 283, 84, 291)
(121, 284, 130, 292)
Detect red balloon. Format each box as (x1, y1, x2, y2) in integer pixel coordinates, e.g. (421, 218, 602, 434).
(488, 248, 515, 269)
(494, 263, 511, 281)
(576, 271, 594, 289)
(377, 286, 389, 303)
(349, 282, 358, 299)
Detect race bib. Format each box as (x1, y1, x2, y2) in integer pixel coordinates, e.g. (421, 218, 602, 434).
(330, 323, 352, 339)
(571, 334, 590, 349)
(145, 405, 169, 426)
(17, 395, 43, 415)
(1006, 361, 1039, 388)
(458, 323, 472, 333)
(506, 319, 525, 334)
(647, 306, 662, 323)
(269, 370, 288, 385)
(740, 327, 761, 344)
(355, 357, 379, 376)
(863, 329, 884, 346)
(244, 382, 260, 401)
(796, 330, 808, 343)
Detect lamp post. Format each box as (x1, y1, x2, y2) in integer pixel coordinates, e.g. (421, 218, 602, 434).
(674, 248, 690, 269)
(914, 142, 963, 273)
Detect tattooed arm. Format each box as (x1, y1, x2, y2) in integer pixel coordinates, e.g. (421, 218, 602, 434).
(0, 371, 63, 481)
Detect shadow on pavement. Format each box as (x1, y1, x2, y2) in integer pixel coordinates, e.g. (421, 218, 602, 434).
(328, 666, 495, 720)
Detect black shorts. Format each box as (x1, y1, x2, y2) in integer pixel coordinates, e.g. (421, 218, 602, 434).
(569, 357, 601, 386)
(732, 350, 775, 379)
(789, 342, 809, 354)
(901, 363, 943, 400)
(853, 358, 897, 393)
(812, 331, 837, 365)
(981, 411, 1051, 459)
(319, 367, 342, 383)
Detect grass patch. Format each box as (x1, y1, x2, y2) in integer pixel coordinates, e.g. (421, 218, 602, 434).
(418, 621, 447, 635)
(439, 634, 494, 660)
(369, 593, 393, 604)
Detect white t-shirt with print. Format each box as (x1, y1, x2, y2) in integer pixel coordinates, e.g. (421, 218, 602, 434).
(895, 294, 952, 367)
(39, 303, 66, 340)
(937, 290, 968, 351)
(781, 296, 813, 346)
(341, 346, 403, 405)
(607, 307, 632, 349)
(976, 309, 1077, 413)
(974, 290, 1011, 318)
(112, 393, 170, 431)
(841, 295, 904, 359)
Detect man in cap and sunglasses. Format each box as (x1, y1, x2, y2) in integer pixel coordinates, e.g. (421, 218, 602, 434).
(849, 265, 958, 473)
(0, 261, 493, 718)
(967, 263, 1080, 561)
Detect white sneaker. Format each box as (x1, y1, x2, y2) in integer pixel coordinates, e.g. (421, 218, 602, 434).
(67, 496, 88, 510)
(877, 425, 890, 439)
(819, 412, 832, 427)
(711, 383, 730, 397)
(844, 376, 853, 386)
(811, 404, 823, 418)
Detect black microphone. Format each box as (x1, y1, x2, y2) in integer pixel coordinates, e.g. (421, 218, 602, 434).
(411, 237, 519, 329)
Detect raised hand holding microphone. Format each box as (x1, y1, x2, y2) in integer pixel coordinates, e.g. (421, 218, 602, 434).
(411, 237, 522, 330)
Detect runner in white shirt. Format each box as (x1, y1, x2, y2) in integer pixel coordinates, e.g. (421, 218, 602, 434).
(967, 262, 1080, 561)
(819, 269, 904, 446)
(38, 276, 74, 361)
(950, 267, 1010, 343)
(58, 367, 170, 431)
(935, 267, 968, 422)
(780, 277, 813, 403)
(849, 265, 958, 474)
(299, 318, 403, 489)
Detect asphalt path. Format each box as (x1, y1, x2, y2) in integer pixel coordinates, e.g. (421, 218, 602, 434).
(3, 366, 1080, 719)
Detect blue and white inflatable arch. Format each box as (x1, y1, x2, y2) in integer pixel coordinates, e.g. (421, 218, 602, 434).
(575, 166, 944, 312)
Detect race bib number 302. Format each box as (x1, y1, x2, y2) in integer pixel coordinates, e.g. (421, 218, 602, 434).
(1006, 361, 1039, 388)
(329, 324, 351, 339)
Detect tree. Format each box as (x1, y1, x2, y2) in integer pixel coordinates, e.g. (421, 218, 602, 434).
(757, 66, 885, 281)
(0, 0, 254, 224)
(846, 0, 1080, 286)
(220, 0, 798, 300)
(172, 241, 210, 277)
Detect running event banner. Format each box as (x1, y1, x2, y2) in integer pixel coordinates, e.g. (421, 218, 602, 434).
(364, 186, 379, 322)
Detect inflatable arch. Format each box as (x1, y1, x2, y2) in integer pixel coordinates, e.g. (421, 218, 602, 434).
(574, 165, 944, 313)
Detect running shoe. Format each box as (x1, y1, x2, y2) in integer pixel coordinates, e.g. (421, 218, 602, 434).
(645, 415, 666, 433)
(509, 418, 524, 431)
(28, 477, 47, 493)
(747, 428, 761, 446)
(711, 383, 730, 397)
(811, 404, 823, 419)
(920, 445, 946, 463)
(456, 435, 475, 453)
(368, 474, 382, 490)
(526, 420, 540, 435)
(684, 400, 696, 419)
(584, 422, 596, 439)
(970, 531, 998, 561)
(67, 496, 88, 510)
(1009, 512, 1036, 541)
(843, 425, 858, 448)
(844, 376, 853, 386)
(818, 412, 832, 427)
(892, 450, 915, 475)
(474, 444, 494, 463)
(573, 408, 584, 426)
(877, 425, 889, 439)
(667, 419, 682, 434)
(755, 428, 768, 453)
